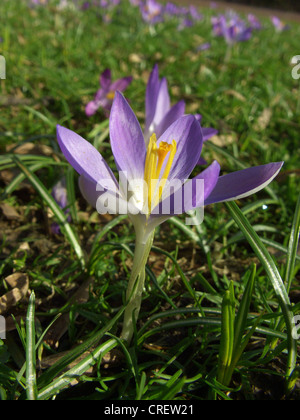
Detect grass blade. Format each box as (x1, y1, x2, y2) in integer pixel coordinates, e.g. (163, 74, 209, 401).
(217, 283, 235, 385)
(26, 292, 37, 401)
(225, 201, 297, 382)
(284, 193, 300, 292)
(38, 338, 118, 400)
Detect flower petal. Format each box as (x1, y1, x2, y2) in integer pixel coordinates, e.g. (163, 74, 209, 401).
(100, 69, 112, 90)
(204, 162, 283, 205)
(85, 100, 100, 117)
(202, 127, 218, 141)
(158, 115, 203, 182)
(152, 77, 171, 128)
(155, 100, 186, 139)
(110, 76, 133, 93)
(80, 175, 144, 221)
(145, 64, 160, 133)
(146, 160, 221, 232)
(57, 125, 118, 190)
(110, 91, 146, 181)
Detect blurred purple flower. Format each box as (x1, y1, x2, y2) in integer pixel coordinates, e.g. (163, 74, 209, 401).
(247, 14, 262, 30)
(177, 18, 194, 31)
(212, 13, 252, 44)
(51, 178, 71, 235)
(197, 42, 211, 52)
(85, 69, 132, 117)
(140, 0, 164, 24)
(189, 5, 203, 22)
(271, 16, 290, 32)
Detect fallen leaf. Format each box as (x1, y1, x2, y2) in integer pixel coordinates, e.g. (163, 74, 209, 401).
(254, 108, 273, 131)
(6, 142, 53, 156)
(225, 89, 246, 102)
(0, 273, 29, 315)
(0, 203, 21, 220)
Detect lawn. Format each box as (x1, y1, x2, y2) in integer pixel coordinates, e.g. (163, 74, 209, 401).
(0, 0, 299, 401)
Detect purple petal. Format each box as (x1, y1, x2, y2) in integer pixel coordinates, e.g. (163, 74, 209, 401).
(110, 76, 133, 93)
(57, 125, 118, 191)
(202, 127, 218, 141)
(197, 157, 208, 166)
(100, 69, 112, 90)
(152, 77, 171, 128)
(154, 100, 186, 139)
(158, 115, 203, 182)
(205, 162, 283, 205)
(146, 161, 220, 231)
(85, 100, 100, 117)
(145, 64, 160, 133)
(110, 91, 146, 181)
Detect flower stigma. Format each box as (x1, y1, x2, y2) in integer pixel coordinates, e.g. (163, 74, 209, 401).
(106, 91, 116, 100)
(143, 133, 177, 215)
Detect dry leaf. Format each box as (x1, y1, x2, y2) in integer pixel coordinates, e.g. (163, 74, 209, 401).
(209, 134, 237, 147)
(254, 108, 273, 131)
(0, 203, 21, 220)
(0, 273, 29, 315)
(6, 142, 53, 156)
(225, 89, 246, 102)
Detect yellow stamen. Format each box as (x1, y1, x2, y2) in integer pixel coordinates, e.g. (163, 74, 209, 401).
(106, 91, 115, 100)
(143, 134, 177, 214)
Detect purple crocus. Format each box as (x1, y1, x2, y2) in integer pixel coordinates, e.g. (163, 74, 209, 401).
(197, 42, 211, 52)
(144, 64, 218, 147)
(51, 178, 71, 235)
(85, 69, 132, 117)
(212, 13, 252, 44)
(57, 91, 282, 342)
(247, 14, 262, 30)
(140, 0, 164, 25)
(57, 91, 283, 241)
(271, 16, 290, 32)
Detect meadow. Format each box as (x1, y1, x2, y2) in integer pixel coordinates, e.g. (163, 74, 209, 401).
(0, 0, 299, 401)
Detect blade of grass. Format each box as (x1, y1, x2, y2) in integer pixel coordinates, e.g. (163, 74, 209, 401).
(217, 283, 235, 385)
(225, 201, 297, 383)
(38, 338, 118, 400)
(284, 193, 300, 292)
(36, 303, 125, 390)
(26, 292, 37, 401)
(66, 166, 79, 223)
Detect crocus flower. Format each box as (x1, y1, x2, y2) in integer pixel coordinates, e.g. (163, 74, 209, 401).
(51, 178, 71, 235)
(197, 42, 211, 52)
(144, 64, 218, 146)
(85, 69, 132, 117)
(212, 13, 252, 44)
(57, 91, 283, 341)
(247, 14, 262, 30)
(189, 5, 203, 22)
(271, 16, 290, 32)
(140, 0, 164, 25)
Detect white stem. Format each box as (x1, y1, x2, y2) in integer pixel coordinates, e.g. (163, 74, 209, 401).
(120, 231, 154, 344)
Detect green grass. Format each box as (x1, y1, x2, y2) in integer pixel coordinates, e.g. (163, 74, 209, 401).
(0, 0, 299, 400)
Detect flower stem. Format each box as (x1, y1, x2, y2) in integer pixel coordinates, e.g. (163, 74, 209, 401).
(120, 231, 154, 344)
